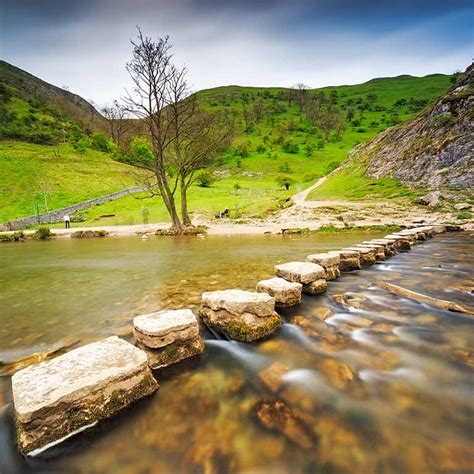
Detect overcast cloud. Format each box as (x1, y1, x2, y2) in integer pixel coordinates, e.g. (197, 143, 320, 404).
(1, 0, 472, 105)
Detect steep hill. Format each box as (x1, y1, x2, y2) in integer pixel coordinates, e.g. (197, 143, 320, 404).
(346, 65, 473, 189)
(0, 60, 106, 140)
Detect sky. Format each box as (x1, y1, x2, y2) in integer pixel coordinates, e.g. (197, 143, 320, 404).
(1, 0, 473, 106)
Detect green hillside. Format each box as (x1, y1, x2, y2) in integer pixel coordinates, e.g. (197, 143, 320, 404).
(75, 73, 452, 226)
(0, 64, 453, 225)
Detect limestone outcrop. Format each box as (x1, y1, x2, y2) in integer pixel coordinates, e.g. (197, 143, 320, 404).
(275, 261, 327, 295)
(305, 252, 341, 280)
(133, 309, 204, 369)
(351, 64, 473, 189)
(256, 277, 302, 307)
(12, 336, 158, 455)
(199, 289, 281, 342)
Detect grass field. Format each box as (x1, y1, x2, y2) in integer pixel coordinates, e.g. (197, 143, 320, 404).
(0, 73, 452, 225)
(0, 141, 134, 222)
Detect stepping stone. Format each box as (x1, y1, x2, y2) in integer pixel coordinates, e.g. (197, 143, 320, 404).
(306, 252, 341, 280)
(355, 243, 385, 260)
(199, 289, 281, 342)
(275, 261, 325, 284)
(398, 229, 426, 240)
(256, 277, 302, 307)
(12, 336, 158, 455)
(365, 239, 398, 257)
(343, 247, 377, 266)
(332, 249, 361, 271)
(275, 261, 327, 295)
(384, 234, 412, 250)
(133, 309, 204, 369)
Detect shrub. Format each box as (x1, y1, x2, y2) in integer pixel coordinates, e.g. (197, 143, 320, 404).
(196, 171, 215, 188)
(91, 132, 113, 152)
(282, 140, 299, 154)
(34, 227, 53, 239)
(325, 161, 340, 174)
(74, 138, 87, 154)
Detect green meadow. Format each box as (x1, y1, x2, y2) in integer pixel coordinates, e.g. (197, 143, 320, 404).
(0, 73, 452, 225)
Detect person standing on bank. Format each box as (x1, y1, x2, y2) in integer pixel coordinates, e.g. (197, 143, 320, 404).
(63, 214, 71, 229)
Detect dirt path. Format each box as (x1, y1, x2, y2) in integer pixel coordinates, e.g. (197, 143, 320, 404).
(290, 176, 327, 205)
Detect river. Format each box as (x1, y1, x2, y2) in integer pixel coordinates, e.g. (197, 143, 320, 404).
(1, 231, 473, 473)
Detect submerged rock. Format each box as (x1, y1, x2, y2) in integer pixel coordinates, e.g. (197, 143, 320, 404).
(258, 362, 290, 393)
(253, 400, 316, 449)
(199, 289, 281, 342)
(256, 277, 302, 307)
(318, 358, 355, 390)
(12, 336, 158, 455)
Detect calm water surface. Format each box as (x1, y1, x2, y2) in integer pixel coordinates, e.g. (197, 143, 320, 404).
(0, 232, 473, 473)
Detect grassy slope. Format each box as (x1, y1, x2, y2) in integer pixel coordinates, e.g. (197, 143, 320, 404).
(1, 73, 452, 225)
(77, 74, 450, 226)
(0, 141, 134, 222)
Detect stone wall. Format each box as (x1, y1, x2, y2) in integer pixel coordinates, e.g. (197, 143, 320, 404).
(5, 186, 146, 230)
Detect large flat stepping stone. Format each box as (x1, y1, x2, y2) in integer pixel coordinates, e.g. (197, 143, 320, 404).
(306, 252, 341, 280)
(384, 234, 412, 250)
(275, 261, 325, 284)
(257, 277, 302, 307)
(200, 289, 280, 342)
(133, 309, 200, 349)
(12, 336, 158, 455)
(202, 289, 275, 317)
(363, 240, 397, 257)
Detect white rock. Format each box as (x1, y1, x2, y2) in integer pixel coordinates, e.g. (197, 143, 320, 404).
(201, 289, 275, 317)
(306, 252, 340, 267)
(275, 261, 326, 284)
(133, 309, 199, 349)
(256, 277, 302, 307)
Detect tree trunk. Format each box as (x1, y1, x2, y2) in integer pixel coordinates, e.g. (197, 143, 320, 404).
(180, 177, 192, 226)
(155, 172, 183, 232)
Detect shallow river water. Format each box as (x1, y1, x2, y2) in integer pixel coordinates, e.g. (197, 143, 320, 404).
(0, 232, 473, 473)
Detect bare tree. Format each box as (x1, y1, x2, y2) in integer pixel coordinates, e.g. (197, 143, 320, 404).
(101, 100, 128, 148)
(123, 29, 232, 232)
(36, 175, 54, 212)
(294, 83, 310, 111)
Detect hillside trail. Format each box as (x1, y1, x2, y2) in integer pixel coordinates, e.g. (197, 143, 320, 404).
(286, 174, 368, 211)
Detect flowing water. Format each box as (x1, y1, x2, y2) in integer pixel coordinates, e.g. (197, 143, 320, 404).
(0, 232, 473, 473)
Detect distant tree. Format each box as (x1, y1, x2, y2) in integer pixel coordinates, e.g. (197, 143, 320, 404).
(276, 174, 295, 191)
(294, 83, 310, 111)
(346, 107, 355, 122)
(101, 100, 128, 149)
(36, 175, 54, 212)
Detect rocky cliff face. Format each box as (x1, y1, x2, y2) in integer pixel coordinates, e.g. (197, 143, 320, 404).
(353, 64, 473, 189)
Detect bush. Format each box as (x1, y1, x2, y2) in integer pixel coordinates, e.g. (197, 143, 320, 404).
(196, 171, 215, 188)
(91, 132, 113, 152)
(282, 140, 299, 154)
(276, 174, 295, 190)
(325, 161, 340, 174)
(34, 227, 53, 239)
(74, 138, 87, 154)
